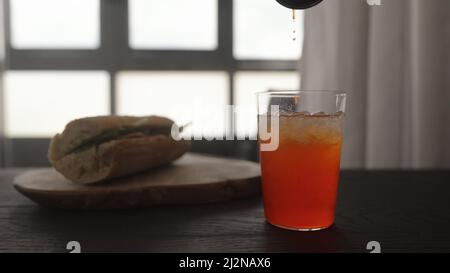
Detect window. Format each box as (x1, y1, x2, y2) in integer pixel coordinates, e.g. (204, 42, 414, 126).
(2, 0, 304, 165)
(117, 71, 229, 138)
(9, 0, 100, 49)
(234, 0, 303, 60)
(129, 0, 218, 50)
(4, 71, 109, 137)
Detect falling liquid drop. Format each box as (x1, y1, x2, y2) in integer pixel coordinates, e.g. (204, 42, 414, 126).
(292, 9, 297, 42)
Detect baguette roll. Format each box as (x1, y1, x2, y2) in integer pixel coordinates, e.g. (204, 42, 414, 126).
(48, 116, 191, 184)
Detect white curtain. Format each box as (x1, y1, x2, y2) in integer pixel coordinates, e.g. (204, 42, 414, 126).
(0, 0, 5, 167)
(300, 0, 450, 169)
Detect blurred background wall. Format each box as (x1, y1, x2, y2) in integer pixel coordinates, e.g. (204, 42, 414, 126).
(0, 0, 448, 169)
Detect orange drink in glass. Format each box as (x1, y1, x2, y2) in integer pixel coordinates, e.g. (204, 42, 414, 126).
(257, 91, 346, 231)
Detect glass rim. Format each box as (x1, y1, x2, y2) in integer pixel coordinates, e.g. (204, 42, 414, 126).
(257, 90, 347, 97)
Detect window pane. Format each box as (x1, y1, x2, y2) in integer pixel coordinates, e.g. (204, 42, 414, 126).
(117, 72, 228, 138)
(4, 71, 110, 137)
(10, 0, 100, 49)
(234, 72, 300, 138)
(234, 0, 303, 60)
(129, 0, 218, 50)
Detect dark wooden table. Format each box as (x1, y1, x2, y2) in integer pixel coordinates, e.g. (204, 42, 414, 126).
(1, 169, 449, 253)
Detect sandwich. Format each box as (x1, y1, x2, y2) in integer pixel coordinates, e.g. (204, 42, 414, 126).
(48, 115, 191, 184)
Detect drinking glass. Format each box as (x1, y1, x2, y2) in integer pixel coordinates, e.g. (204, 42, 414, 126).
(257, 91, 346, 231)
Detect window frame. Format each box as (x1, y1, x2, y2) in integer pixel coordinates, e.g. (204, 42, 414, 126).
(1, 0, 300, 167)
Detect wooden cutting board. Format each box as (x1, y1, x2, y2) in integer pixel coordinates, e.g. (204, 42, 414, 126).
(14, 154, 261, 210)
